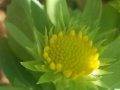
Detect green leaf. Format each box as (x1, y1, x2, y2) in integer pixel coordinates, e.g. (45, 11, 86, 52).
(31, 0, 52, 34)
(0, 38, 25, 87)
(21, 61, 49, 72)
(101, 36, 120, 89)
(102, 60, 120, 89)
(100, 4, 119, 31)
(6, 0, 34, 41)
(46, 0, 70, 28)
(81, 0, 102, 28)
(0, 38, 41, 89)
(0, 40, 12, 82)
(98, 4, 120, 45)
(100, 58, 117, 67)
(6, 22, 33, 48)
(92, 80, 108, 88)
(26, 29, 45, 59)
(21, 61, 41, 71)
(102, 36, 120, 59)
(6, 22, 34, 60)
(34, 65, 49, 72)
(37, 72, 61, 84)
(33, 29, 42, 58)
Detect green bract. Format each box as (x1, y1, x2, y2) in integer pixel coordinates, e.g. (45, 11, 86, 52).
(0, 0, 120, 90)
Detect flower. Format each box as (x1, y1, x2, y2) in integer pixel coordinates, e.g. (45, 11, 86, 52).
(5, 0, 120, 90)
(43, 30, 100, 79)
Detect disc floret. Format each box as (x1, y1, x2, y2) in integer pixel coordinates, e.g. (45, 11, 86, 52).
(43, 30, 100, 78)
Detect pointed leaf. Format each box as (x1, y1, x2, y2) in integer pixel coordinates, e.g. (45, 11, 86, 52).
(101, 36, 120, 89)
(37, 72, 61, 84)
(98, 4, 119, 45)
(92, 69, 111, 76)
(102, 60, 120, 89)
(33, 29, 42, 58)
(0, 38, 40, 89)
(6, 22, 34, 60)
(6, 0, 34, 41)
(34, 65, 49, 72)
(6, 22, 33, 48)
(21, 61, 41, 71)
(21, 60, 49, 72)
(92, 80, 108, 88)
(31, 0, 52, 33)
(100, 4, 119, 31)
(102, 36, 120, 59)
(81, 0, 102, 28)
(46, 0, 70, 27)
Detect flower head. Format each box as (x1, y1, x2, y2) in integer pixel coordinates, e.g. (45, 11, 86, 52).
(13, 0, 119, 89)
(43, 30, 100, 78)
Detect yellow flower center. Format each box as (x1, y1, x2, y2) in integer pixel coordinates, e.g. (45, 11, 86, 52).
(43, 30, 100, 78)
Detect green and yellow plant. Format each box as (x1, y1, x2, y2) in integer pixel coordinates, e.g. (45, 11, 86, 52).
(0, 0, 120, 90)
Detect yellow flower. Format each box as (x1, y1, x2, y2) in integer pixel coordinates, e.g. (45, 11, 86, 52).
(43, 30, 100, 79)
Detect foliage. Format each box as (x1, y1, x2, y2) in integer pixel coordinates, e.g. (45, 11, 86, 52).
(0, 0, 120, 90)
